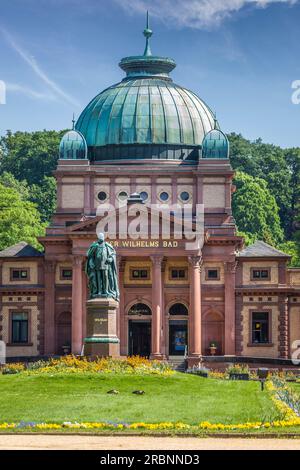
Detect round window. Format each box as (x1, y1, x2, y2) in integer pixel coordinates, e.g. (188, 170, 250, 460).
(140, 191, 149, 201)
(118, 191, 128, 201)
(159, 191, 169, 202)
(180, 191, 190, 202)
(98, 191, 107, 202)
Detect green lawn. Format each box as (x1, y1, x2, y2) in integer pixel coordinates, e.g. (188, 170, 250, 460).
(288, 382, 300, 393)
(0, 373, 279, 425)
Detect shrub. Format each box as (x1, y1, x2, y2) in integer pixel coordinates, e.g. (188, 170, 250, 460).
(226, 364, 250, 375)
(1, 363, 25, 375)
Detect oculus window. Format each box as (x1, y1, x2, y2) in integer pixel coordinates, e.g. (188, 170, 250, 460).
(159, 191, 169, 202)
(179, 191, 190, 202)
(118, 191, 128, 201)
(97, 191, 108, 202)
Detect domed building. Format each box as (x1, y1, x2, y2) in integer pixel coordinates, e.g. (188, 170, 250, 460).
(1, 17, 299, 367)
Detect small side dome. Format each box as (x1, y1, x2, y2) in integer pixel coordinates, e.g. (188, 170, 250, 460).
(202, 127, 229, 159)
(59, 130, 88, 160)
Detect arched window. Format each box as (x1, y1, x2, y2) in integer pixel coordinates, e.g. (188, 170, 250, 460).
(128, 303, 151, 316)
(169, 303, 188, 316)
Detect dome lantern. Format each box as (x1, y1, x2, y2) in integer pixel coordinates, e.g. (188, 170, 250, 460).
(202, 117, 229, 159)
(59, 118, 88, 160)
(119, 12, 176, 80)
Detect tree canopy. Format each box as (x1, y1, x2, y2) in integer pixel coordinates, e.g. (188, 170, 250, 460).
(0, 130, 65, 185)
(0, 183, 45, 251)
(232, 171, 284, 247)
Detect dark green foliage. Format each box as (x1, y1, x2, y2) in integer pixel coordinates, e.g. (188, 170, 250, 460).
(232, 171, 284, 246)
(0, 183, 45, 251)
(228, 133, 298, 241)
(0, 130, 65, 185)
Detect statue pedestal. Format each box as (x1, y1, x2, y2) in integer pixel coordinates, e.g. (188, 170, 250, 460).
(84, 298, 120, 358)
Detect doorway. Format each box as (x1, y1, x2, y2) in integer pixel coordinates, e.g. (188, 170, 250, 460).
(128, 320, 151, 357)
(56, 311, 71, 355)
(169, 320, 188, 356)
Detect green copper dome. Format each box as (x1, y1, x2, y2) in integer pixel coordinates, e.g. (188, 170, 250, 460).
(76, 15, 216, 162)
(59, 129, 87, 160)
(202, 122, 229, 159)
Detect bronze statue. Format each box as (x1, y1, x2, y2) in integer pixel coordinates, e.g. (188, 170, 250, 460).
(85, 233, 119, 301)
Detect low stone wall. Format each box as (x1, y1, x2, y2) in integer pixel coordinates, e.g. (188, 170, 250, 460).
(187, 355, 300, 371)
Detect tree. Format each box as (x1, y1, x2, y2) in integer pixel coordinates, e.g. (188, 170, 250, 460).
(30, 176, 57, 223)
(285, 148, 300, 239)
(0, 171, 30, 200)
(0, 129, 65, 185)
(278, 241, 300, 267)
(232, 171, 284, 246)
(228, 133, 293, 239)
(0, 171, 57, 224)
(0, 183, 45, 251)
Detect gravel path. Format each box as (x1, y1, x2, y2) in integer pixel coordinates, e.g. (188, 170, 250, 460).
(0, 435, 300, 450)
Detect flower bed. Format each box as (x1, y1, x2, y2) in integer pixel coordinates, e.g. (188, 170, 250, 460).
(0, 356, 174, 376)
(1, 418, 300, 432)
(267, 376, 300, 419)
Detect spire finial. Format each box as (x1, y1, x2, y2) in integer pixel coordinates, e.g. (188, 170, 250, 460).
(72, 113, 76, 130)
(143, 10, 153, 57)
(213, 111, 218, 129)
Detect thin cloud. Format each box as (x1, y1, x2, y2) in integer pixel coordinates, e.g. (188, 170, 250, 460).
(113, 0, 298, 29)
(0, 27, 81, 108)
(6, 83, 57, 101)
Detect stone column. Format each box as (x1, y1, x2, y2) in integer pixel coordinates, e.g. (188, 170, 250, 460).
(110, 176, 116, 207)
(196, 175, 203, 205)
(82, 267, 87, 341)
(56, 175, 63, 210)
(44, 261, 56, 355)
(117, 257, 126, 355)
(171, 176, 177, 204)
(72, 255, 83, 355)
(151, 176, 157, 204)
(84, 175, 91, 214)
(235, 293, 243, 356)
(90, 175, 95, 213)
(279, 295, 289, 359)
(150, 256, 163, 359)
(224, 261, 237, 356)
(225, 178, 232, 213)
(188, 255, 202, 357)
(279, 261, 287, 285)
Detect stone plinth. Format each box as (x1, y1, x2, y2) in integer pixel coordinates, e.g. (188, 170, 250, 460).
(84, 298, 120, 357)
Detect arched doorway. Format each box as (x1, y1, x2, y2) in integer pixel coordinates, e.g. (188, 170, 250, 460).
(168, 302, 188, 356)
(56, 312, 71, 355)
(128, 303, 151, 357)
(202, 310, 224, 355)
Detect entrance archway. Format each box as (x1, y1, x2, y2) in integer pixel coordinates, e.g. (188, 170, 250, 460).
(56, 311, 71, 355)
(128, 303, 151, 357)
(168, 302, 188, 356)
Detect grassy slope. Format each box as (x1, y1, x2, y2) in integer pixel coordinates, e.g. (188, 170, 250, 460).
(0, 373, 279, 424)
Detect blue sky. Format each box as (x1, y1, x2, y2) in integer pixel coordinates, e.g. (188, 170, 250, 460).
(0, 0, 299, 147)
